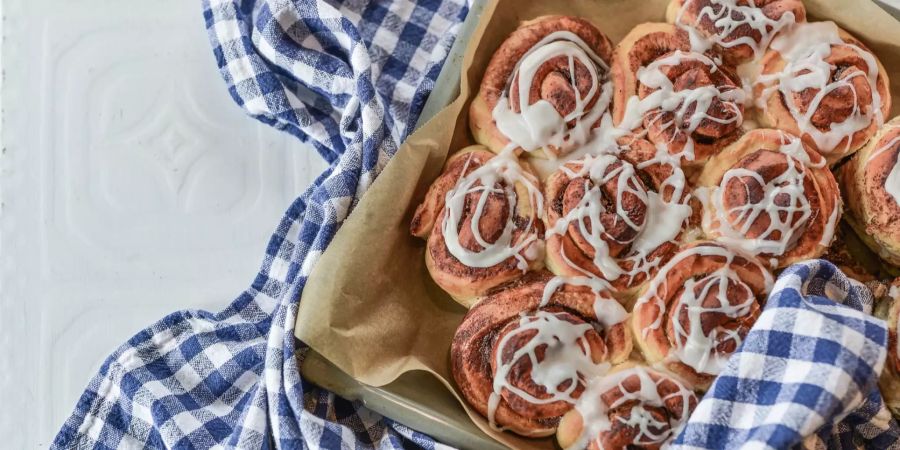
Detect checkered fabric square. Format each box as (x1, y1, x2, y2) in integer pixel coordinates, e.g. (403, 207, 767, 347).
(673, 260, 900, 449)
(52, 0, 466, 448)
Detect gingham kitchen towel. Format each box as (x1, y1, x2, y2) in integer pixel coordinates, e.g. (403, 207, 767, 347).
(52, 0, 467, 448)
(673, 260, 900, 450)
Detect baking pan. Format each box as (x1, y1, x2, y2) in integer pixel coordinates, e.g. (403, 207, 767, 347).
(300, 1, 900, 449)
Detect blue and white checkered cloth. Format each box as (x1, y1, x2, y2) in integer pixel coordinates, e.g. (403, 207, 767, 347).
(52, 0, 466, 448)
(673, 260, 900, 449)
(51, 1, 900, 449)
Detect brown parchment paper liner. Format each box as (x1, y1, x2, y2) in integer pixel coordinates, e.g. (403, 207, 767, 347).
(296, 1, 900, 448)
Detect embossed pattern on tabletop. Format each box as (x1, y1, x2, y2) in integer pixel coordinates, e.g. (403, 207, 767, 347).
(0, 0, 327, 447)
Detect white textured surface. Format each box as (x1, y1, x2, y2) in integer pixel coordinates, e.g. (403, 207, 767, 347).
(0, 0, 327, 447)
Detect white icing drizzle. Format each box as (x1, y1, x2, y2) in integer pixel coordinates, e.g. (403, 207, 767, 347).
(702, 132, 833, 261)
(568, 366, 696, 450)
(619, 51, 746, 163)
(486, 276, 629, 433)
(537, 48, 742, 283)
(636, 244, 773, 375)
(868, 135, 900, 205)
(890, 284, 900, 301)
(505, 29, 746, 286)
(487, 310, 608, 434)
(492, 31, 613, 155)
(548, 150, 693, 284)
(756, 21, 885, 155)
(820, 198, 840, 247)
(489, 328, 592, 426)
(442, 149, 544, 270)
(540, 276, 628, 328)
(675, 0, 798, 60)
(736, 58, 763, 106)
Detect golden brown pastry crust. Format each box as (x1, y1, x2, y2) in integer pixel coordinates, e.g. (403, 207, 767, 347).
(450, 272, 632, 437)
(755, 24, 891, 165)
(469, 16, 614, 158)
(410, 146, 544, 305)
(631, 241, 772, 390)
(543, 138, 693, 300)
(556, 362, 698, 450)
(697, 129, 842, 269)
(840, 116, 900, 267)
(611, 23, 743, 170)
(665, 0, 806, 64)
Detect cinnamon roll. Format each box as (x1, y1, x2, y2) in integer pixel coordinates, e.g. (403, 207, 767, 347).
(470, 16, 614, 158)
(696, 129, 841, 269)
(611, 23, 745, 169)
(872, 278, 900, 417)
(631, 241, 773, 389)
(556, 363, 698, 450)
(543, 138, 694, 299)
(410, 146, 544, 305)
(822, 221, 881, 283)
(666, 0, 805, 64)
(450, 272, 632, 437)
(840, 116, 900, 267)
(755, 21, 891, 165)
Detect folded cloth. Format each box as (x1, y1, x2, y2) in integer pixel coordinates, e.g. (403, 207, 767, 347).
(673, 260, 900, 450)
(52, 0, 467, 448)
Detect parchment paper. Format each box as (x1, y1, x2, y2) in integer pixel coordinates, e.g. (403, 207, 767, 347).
(295, 1, 900, 448)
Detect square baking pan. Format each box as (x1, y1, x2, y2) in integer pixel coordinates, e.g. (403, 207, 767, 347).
(300, 1, 900, 449)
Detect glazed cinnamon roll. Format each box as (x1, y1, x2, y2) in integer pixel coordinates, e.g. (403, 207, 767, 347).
(556, 363, 698, 450)
(840, 116, 900, 267)
(755, 21, 891, 165)
(450, 272, 632, 437)
(666, 0, 805, 64)
(696, 129, 841, 269)
(611, 23, 745, 169)
(872, 278, 900, 417)
(543, 138, 694, 299)
(470, 16, 614, 158)
(410, 146, 544, 305)
(631, 241, 773, 389)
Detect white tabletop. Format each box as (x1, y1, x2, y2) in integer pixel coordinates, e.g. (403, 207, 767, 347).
(0, 0, 326, 447)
